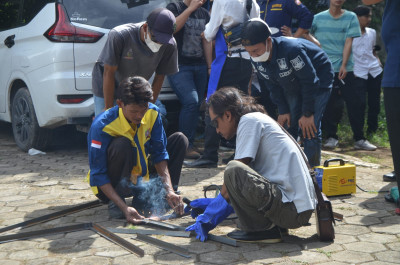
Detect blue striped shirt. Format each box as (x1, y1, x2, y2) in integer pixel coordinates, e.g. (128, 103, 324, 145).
(311, 10, 360, 73)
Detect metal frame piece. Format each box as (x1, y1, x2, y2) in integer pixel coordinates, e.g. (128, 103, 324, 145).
(91, 223, 144, 257)
(0, 223, 92, 244)
(139, 219, 181, 230)
(208, 234, 237, 247)
(0, 200, 102, 234)
(107, 228, 191, 238)
(135, 234, 191, 258)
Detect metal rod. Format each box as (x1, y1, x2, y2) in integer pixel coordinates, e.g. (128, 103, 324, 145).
(91, 223, 144, 257)
(0, 223, 92, 244)
(139, 219, 181, 230)
(107, 228, 191, 238)
(208, 234, 237, 247)
(0, 200, 102, 234)
(135, 234, 191, 258)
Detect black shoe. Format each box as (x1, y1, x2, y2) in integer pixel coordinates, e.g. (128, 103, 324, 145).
(222, 153, 235, 164)
(227, 226, 282, 243)
(383, 171, 396, 182)
(184, 157, 217, 168)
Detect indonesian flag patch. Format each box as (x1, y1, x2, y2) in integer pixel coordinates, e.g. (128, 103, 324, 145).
(91, 140, 102, 149)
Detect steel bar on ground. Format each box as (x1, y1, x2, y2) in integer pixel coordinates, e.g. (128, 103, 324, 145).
(107, 228, 191, 238)
(0, 223, 92, 244)
(208, 234, 237, 247)
(139, 219, 181, 230)
(0, 200, 102, 234)
(135, 234, 191, 258)
(91, 223, 144, 257)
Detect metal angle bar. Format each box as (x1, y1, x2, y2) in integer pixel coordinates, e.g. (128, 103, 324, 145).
(91, 223, 144, 257)
(107, 228, 191, 238)
(135, 234, 191, 258)
(0, 223, 92, 244)
(139, 219, 181, 230)
(208, 234, 237, 247)
(0, 200, 102, 234)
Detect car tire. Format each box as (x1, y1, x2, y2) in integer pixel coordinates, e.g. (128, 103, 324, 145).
(11, 87, 53, 152)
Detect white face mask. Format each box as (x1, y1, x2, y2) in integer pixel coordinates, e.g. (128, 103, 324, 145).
(145, 30, 162, 53)
(251, 42, 270, 63)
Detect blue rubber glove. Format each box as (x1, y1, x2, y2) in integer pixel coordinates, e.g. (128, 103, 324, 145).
(184, 198, 214, 219)
(186, 194, 234, 241)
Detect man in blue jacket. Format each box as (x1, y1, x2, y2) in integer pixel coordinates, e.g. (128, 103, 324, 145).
(241, 18, 334, 167)
(88, 76, 187, 223)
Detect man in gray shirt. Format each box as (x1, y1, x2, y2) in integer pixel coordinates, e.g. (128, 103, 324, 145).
(92, 8, 179, 116)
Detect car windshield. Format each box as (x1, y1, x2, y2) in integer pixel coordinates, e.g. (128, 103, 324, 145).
(63, 0, 175, 29)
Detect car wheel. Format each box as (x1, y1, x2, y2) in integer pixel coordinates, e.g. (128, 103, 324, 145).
(11, 87, 52, 152)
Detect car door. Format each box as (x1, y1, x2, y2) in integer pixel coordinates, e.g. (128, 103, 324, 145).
(0, 0, 21, 114)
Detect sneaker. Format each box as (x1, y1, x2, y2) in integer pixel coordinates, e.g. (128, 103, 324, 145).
(354, 139, 377, 151)
(383, 171, 396, 182)
(185, 147, 201, 160)
(183, 157, 217, 168)
(323, 137, 339, 149)
(227, 226, 282, 243)
(108, 200, 125, 219)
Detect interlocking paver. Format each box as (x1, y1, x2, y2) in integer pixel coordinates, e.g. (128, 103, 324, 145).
(1, 122, 400, 264)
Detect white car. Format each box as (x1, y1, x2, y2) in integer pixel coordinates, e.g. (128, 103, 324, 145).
(0, 0, 178, 151)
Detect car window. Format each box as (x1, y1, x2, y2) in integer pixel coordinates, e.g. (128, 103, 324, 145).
(0, 0, 21, 31)
(0, 0, 55, 31)
(63, 0, 176, 29)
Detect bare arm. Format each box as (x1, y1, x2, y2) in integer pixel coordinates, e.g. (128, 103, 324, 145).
(362, 0, 383, 4)
(174, 0, 204, 33)
(293, 27, 308, 38)
(99, 183, 144, 224)
(154, 160, 183, 215)
(202, 37, 213, 75)
(339, 37, 353, 80)
(103, 64, 118, 110)
(302, 33, 321, 47)
(151, 74, 165, 103)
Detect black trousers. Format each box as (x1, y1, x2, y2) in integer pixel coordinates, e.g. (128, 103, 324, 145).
(203, 57, 252, 162)
(322, 72, 366, 141)
(384, 87, 400, 190)
(96, 132, 188, 202)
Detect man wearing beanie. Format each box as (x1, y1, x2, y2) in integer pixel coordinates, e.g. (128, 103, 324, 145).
(92, 8, 178, 116)
(241, 18, 334, 167)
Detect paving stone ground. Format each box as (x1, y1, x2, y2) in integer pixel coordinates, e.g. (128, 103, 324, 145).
(0, 122, 399, 265)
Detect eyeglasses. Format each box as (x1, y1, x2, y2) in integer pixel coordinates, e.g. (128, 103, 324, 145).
(210, 115, 220, 128)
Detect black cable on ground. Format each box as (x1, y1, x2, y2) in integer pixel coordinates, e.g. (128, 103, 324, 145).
(356, 184, 388, 193)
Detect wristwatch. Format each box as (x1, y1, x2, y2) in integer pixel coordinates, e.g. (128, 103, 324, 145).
(303, 110, 314, 118)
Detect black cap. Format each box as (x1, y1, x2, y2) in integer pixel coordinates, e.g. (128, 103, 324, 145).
(241, 18, 272, 46)
(146, 8, 176, 45)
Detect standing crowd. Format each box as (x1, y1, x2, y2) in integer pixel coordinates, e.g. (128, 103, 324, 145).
(86, 0, 400, 243)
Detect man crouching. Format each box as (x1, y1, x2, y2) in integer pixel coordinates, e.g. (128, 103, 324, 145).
(88, 76, 187, 224)
(187, 87, 316, 243)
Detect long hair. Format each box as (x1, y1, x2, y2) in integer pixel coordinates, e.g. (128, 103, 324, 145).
(117, 76, 153, 106)
(208, 87, 266, 125)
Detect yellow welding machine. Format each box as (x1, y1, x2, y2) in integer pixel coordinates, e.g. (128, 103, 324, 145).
(314, 158, 356, 196)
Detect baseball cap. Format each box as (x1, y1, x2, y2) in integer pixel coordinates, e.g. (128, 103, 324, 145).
(146, 8, 176, 45)
(241, 18, 272, 46)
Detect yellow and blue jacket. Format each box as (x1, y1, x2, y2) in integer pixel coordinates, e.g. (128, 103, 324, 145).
(87, 104, 168, 195)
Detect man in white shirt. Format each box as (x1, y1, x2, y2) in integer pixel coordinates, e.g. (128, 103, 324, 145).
(185, 0, 260, 168)
(187, 87, 316, 242)
(352, 5, 383, 136)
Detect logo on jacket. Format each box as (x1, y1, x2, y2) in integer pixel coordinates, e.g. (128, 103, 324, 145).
(290, 55, 305, 71)
(145, 129, 151, 140)
(277, 58, 288, 70)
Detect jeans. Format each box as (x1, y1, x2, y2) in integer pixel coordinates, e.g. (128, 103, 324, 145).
(168, 64, 208, 147)
(283, 86, 331, 167)
(384, 87, 400, 190)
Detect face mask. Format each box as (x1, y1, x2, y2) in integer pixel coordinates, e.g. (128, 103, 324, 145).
(251, 42, 270, 63)
(145, 30, 162, 53)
